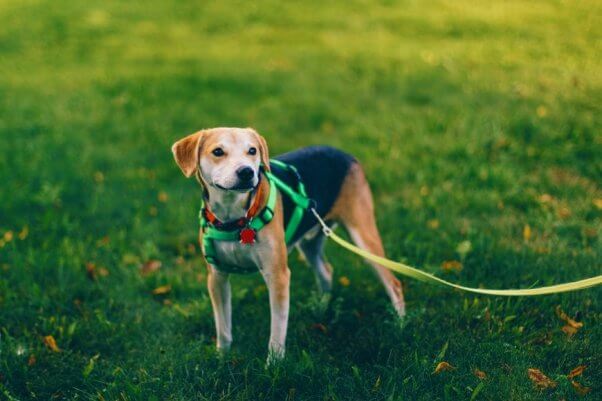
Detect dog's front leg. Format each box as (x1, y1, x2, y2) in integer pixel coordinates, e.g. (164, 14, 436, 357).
(260, 262, 291, 364)
(207, 266, 232, 352)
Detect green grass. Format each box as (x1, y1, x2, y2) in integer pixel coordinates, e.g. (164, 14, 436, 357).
(0, 0, 601, 399)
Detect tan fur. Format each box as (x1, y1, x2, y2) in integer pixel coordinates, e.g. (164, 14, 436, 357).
(327, 163, 405, 315)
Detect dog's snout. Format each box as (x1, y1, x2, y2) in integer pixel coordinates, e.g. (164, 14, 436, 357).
(236, 166, 254, 181)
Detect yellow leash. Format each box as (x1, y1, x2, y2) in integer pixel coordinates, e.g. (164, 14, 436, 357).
(310, 209, 602, 296)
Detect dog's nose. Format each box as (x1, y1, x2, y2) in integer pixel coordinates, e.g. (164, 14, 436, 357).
(236, 166, 254, 181)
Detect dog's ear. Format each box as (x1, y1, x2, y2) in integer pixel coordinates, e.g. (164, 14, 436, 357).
(250, 129, 270, 172)
(171, 130, 205, 178)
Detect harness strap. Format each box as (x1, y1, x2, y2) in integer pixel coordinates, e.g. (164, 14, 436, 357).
(199, 160, 310, 272)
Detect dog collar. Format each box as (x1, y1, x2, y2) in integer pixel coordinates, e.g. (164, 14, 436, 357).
(201, 175, 266, 236)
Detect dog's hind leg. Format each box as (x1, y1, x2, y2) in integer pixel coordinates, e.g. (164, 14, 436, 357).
(298, 231, 333, 294)
(327, 163, 406, 317)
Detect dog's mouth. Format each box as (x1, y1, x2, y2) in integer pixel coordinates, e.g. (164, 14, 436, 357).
(214, 182, 256, 192)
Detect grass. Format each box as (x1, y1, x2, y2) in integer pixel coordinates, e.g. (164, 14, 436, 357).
(0, 0, 600, 399)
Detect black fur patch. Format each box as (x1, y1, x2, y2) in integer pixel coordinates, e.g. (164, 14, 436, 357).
(270, 145, 356, 244)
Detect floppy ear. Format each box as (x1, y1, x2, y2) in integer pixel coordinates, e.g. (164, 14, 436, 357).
(251, 129, 271, 172)
(171, 130, 205, 178)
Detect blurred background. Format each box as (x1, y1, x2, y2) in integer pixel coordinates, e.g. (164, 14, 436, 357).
(0, 1, 600, 400)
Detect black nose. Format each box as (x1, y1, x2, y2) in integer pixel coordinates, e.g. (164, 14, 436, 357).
(236, 166, 254, 181)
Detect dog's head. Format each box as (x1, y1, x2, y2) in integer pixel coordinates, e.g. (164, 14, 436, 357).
(171, 127, 270, 192)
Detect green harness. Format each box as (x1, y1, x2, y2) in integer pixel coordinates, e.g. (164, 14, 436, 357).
(199, 159, 311, 273)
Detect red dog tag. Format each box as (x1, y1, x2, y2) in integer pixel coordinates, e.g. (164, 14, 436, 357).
(239, 228, 256, 245)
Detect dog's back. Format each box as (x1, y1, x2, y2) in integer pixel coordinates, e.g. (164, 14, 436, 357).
(271, 146, 356, 244)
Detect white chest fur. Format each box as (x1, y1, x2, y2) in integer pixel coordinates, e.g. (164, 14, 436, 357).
(208, 231, 276, 272)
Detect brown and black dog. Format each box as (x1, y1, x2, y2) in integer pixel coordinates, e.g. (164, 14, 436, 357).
(172, 127, 404, 362)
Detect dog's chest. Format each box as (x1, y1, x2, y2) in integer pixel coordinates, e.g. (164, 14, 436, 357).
(208, 233, 272, 273)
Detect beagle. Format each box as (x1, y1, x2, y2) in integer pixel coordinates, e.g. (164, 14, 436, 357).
(172, 127, 405, 362)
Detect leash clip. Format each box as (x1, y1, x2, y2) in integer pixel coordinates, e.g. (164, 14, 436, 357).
(310, 208, 332, 236)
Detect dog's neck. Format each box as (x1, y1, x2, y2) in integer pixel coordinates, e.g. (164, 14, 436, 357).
(203, 185, 253, 222)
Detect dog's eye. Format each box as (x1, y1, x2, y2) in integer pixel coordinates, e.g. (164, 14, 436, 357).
(248, 147, 257, 155)
(212, 148, 224, 157)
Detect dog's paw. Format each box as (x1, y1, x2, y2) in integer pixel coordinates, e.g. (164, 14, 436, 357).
(265, 345, 285, 367)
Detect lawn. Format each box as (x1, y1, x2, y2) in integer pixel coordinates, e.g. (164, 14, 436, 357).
(0, 0, 600, 400)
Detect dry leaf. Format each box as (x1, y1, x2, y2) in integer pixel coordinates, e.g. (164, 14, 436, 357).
(527, 368, 556, 389)
(557, 207, 571, 219)
(158, 191, 169, 203)
(141, 260, 162, 276)
(27, 354, 36, 366)
(523, 224, 532, 241)
(98, 267, 109, 277)
(93, 171, 104, 183)
(555, 306, 583, 329)
(473, 369, 487, 380)
(538, 194, 553, 204)
(571, 380, 591, 396)
(593, 199, 602, 209)
(433, 361, 456, 374)
(427, 219, 440, 229)
(43, 335, 61, 352)
(339, 276, 350, 287)
(567, 365, 586, 379)
(85, 262, 97, 281)
(441, 260, 463, 273)
(152, 285, 171, 295)
(536, 105, 548, 117)
(561, 325, 578, 338)
(311, 323, 328, 334)
(4, 231, 13, 242)
(18, 226, 29, 240)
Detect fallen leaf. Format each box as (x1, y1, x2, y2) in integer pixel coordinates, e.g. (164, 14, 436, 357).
(538, 194, 553, 204)
(557, 207, 571, 219)
(311, 323, 328, 334)
(536, 105, 548, 117)
(4, 231, 13, 242)
(441, 260, 463, 273)
(158, 191, 169, 203)
(93, 171, 104, 183)
(523, 225, 532, 242)
(339, 276, 350, 287)
(593, 199, 602, 209)
(18, 226, 29, 240)
(427, 219, 440, 229)
(141, 260, 162, 276)
(567, 365, 586, 379)
(473, 369, 487, 380)
(555, 306, 583, 329)
(27, 354, 36, 366)
(98, 267, 109, 277)
(433, 361, 456, 374)
(85, 262, 97, 281)
(43, 335, 61, 352)
(571, 380, 591, 396)
(152, 285, 171, 295)
(561, 325, 578, 338)
(527, 368, 556, 389)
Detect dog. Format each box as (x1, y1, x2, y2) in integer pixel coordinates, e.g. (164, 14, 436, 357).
(172, 127, 405, 362)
